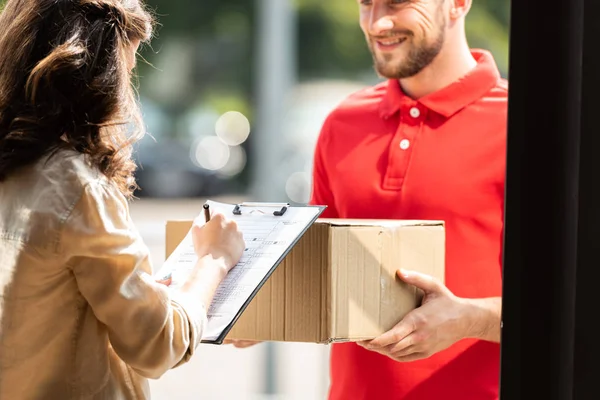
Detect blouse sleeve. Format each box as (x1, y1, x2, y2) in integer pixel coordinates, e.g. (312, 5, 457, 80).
(61, 179, 206, 379)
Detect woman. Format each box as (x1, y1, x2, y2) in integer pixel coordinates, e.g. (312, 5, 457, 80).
(0, 0, 245, 398)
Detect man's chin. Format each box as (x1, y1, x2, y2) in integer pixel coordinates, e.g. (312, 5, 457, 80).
(373, 63, 402, 80)
(371, 53, 405, 78)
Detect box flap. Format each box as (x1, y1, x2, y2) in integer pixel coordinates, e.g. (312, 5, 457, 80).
(165, 220, 192, 259)
(317, 218, 444, 228)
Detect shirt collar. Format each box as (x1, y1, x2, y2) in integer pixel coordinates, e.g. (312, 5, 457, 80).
(379, 49, 502, 119)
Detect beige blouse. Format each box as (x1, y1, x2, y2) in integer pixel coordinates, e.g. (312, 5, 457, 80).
(0, 150, 206, 399)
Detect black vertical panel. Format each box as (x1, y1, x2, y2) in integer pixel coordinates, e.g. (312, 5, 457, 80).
(500, 0, 584, 399)
(573, 0, 600, 398)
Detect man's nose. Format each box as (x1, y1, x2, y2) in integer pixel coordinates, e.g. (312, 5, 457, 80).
(368, 5, 395, 35)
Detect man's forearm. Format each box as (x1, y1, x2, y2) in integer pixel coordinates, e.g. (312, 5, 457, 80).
(465, 297, 502, 343)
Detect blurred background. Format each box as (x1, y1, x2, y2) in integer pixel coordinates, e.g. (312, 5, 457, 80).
(131, 0, 510, 204)
(0, 0, 510, 398)
(133, 1, 510, 398)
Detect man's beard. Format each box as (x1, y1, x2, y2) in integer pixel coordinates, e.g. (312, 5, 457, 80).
(369, 21, 446, 79)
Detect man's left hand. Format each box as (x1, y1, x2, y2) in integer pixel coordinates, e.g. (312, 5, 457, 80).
(358, 269, 481, 362)
(222, 339, 261, 348)
(156, 276, 172, 286)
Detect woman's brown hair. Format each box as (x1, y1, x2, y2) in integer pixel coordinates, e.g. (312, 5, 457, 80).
(0, 0, 154, 198)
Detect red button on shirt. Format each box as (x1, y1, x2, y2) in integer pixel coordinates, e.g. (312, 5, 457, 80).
(310, 50, 508, 400)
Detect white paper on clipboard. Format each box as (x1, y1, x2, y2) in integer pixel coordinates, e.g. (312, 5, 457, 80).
(154, 200, 325, 343)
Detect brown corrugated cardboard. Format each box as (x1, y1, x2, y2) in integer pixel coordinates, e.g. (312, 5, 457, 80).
(165, 218, 445, 343)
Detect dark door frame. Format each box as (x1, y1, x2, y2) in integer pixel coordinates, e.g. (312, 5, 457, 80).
(500, 1, 600, 398)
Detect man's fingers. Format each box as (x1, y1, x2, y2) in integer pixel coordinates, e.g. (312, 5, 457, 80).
(387, 333, 420, 357)
(392, 351, 429, 363)
(364, 320, 414, 349)
(233, 340, 260, 348)
(156, 276, 171, 286)
(359, 340, 421, 362)
(397, 269, 443, 294)
(222, 339, 261, 348)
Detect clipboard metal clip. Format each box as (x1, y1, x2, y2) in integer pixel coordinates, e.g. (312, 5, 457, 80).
(232, 202, 290, 216)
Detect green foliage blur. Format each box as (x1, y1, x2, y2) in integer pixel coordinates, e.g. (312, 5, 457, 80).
(135, 0, 509, 125)
(0, 0, 510, 132)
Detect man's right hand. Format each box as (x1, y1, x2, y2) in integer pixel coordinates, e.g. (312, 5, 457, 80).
(223, 339, 262, 348)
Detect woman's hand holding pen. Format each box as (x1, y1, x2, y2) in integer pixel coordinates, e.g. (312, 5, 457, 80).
(192, 211, 245, 276)
(177, 206, 245, 309)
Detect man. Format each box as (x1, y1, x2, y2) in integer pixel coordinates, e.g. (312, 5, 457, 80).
(230, 0, 505, 397)
(309, 0, 507, 399)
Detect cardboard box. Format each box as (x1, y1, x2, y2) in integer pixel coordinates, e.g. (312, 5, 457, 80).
(165, 219, 445, 343)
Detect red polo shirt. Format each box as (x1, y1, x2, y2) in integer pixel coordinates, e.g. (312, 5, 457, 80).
(309, 50, 507, 400)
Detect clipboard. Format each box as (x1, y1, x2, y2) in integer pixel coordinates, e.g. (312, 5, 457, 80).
(206, 201, 326, 344)
(155, 200, 326, 344)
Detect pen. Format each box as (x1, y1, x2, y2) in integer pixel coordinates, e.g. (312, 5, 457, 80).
(203, 203, 211, 222)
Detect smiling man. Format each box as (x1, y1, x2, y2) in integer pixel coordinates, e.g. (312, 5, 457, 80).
(309, 0, 508, 399)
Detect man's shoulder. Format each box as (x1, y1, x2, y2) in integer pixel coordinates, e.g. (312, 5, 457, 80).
(486, 77, 509, 101)
(337, 80, 388, 110)
(324, 80, 388, 125)
(467, 77, 509, 118)
(497, 77, 509, 91)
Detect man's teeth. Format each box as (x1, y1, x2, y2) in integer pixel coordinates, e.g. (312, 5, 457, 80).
(379, 38, 404, 45)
